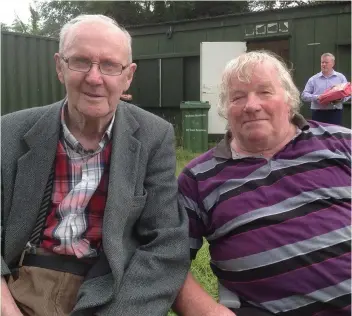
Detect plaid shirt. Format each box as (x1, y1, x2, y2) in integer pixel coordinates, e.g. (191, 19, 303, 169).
(41, 105, 114, 258)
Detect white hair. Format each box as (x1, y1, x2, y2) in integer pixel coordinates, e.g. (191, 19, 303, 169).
(321, 53, 335, 62)
(218, 50, 301, 119)
(59, 14, 132, 63)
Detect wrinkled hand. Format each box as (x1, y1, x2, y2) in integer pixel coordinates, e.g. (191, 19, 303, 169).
(330, 98, 343, 105)
(206, 303, 237, 316)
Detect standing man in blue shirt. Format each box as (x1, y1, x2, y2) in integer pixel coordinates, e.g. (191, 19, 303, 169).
(301, 53, 349, 125)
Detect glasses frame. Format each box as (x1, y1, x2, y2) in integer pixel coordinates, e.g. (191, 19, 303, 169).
(61, 56, 129, 76)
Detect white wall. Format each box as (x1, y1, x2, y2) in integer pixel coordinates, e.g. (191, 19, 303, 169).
(200, 42, 247, 135)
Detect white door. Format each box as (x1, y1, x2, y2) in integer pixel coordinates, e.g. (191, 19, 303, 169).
(200, 42, 247, 135)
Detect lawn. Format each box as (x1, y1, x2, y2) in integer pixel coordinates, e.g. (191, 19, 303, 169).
(167, 148, 218, 316)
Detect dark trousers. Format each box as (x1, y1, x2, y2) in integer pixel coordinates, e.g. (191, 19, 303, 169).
(311, 109, 343, 125)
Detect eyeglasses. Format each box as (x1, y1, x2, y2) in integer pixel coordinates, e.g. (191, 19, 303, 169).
(61, 56, 129, 76)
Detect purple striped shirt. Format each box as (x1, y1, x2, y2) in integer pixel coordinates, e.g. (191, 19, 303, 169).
(178, 116, 351, 315)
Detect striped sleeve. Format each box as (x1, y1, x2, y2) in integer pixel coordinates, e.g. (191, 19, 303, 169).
(178, 168, 206, 260)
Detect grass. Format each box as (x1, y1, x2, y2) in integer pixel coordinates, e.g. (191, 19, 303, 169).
(175, 146, 199, 175)
(168, 147, 218, 316)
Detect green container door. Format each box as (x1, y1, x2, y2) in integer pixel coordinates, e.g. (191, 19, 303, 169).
(180, 101, 210, 153)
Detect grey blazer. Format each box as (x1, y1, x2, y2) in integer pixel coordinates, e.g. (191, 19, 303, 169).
(1, 100, 190, 315)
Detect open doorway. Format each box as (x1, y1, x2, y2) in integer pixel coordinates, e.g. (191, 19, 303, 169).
(247, 39, 290, 67)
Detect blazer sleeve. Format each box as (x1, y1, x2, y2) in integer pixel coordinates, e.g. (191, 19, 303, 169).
(101, 123, 190, 316)
(1, 175, 11, 276)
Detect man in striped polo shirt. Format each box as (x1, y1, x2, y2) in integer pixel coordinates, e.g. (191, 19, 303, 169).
(173, 51, 351, 316)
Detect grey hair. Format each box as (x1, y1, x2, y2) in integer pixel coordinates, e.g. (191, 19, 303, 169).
(321, 52, 335, 62)
(59, 14, 133, 63)
(218, 50, 301, 119)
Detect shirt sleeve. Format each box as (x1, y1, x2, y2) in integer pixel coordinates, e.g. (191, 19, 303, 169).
(340, 75, 351, 102)
(178, 168, 206, 260)
(301, 77, 319, 102)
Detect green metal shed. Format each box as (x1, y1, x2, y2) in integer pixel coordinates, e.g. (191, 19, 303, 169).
(1, 32, 65, 115)
(127, 1, 351, 135)
(1, 2, 350, 135)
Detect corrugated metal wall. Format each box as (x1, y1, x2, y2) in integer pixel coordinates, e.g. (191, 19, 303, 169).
(1, 2, 350, 130)
(1, 32, 65, 115)
(127, 2, 351, 129)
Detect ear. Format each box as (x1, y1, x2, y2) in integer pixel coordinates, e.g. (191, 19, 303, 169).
(124, 63, 137, 91)
(54, 53, 65, 84)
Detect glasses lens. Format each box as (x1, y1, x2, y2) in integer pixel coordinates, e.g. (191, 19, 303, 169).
(100, 61, 123, 75)
(69, 57, 91, 72)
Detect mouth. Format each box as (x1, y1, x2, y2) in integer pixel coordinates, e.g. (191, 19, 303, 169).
(243, 119, 266, 124)
(83, 92, 104, 98)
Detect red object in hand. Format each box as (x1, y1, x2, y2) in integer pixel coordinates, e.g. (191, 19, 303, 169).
(319, 82, 351, 105)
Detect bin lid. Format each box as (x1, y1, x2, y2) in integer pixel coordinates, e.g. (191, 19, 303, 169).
(180, 101, 211, 109)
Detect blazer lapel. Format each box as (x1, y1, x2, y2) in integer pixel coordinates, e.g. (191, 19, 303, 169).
(103, 102, 141, 250)
(4, 104, 61, 263)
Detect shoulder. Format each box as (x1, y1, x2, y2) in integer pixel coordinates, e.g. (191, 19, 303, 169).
(302, 120, 351, 158)
(333, 71, 347, 80)
(178, 148, 217, 183)
(306, 120, 351, 136)
(121, 101, 172, 134)
(309, 72, 322, 81)
(1, 101, 62, 137)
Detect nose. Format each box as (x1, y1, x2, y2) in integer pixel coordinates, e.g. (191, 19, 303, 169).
(243, 92, 261, 113)
(84, 64, 103, 85)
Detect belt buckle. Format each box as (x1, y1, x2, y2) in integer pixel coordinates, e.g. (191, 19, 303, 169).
(18, 242, 37, 267)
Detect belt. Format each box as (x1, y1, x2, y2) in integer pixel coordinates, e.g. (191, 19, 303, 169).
(12, 250, 97, 278)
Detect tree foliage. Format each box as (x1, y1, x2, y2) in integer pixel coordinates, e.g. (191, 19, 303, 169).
(1, 0, 329, 37)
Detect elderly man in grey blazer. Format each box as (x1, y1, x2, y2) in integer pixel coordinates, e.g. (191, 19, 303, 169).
(1, 15, 189, 316)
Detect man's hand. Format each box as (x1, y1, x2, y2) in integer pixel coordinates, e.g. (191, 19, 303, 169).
(205, 302, 237, 316)
(330, 98, 343, 105)
(1, 277, 23, 316)
(173, 273, 237, 316)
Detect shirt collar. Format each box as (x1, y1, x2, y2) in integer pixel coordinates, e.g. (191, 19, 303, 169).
(213, 113, 310, 160)
(60, 101, 115, 154)
(319, 70, 337, 78)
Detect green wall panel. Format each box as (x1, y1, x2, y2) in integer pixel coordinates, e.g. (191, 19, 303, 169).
(131, 59, 159, 108)
(173, 30, 206, 54)
(314, 16, 338, 72)
(293, 18, 315, 120)
(205, 29, 224, 41)
(133, 35, 160, 56)
(184, 56, 200, 101)
(293, 19, 315, 90)
(222, 25, 242, 41)
(337, 13, 352, 44)
(158, 33, 175, 55)
(161, 58, 183, 107)
(336, 44, 351, 80)
(1, 32, 65, 115)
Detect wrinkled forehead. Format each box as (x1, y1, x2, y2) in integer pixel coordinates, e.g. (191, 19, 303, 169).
(321, 56, 334, 63)
(62, 21, 129, 56)
(229, 61, 279, 88)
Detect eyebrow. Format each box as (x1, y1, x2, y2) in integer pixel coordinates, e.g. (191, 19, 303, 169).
(257, 83, 274, 89)
(230, 83, 274, 93)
